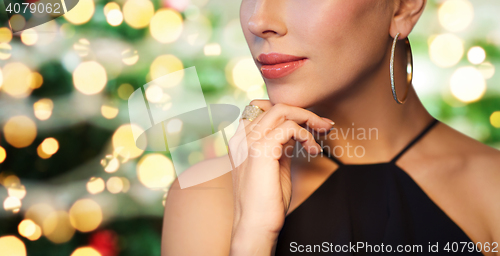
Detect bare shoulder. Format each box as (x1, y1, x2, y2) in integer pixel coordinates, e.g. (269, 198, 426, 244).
(161, 156, 234, 256)
(431, 121, 500, 242)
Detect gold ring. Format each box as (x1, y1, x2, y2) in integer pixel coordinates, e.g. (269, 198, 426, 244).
(241, 105, 264, 122)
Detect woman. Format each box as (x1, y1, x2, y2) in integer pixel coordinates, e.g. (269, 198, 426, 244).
(162, 0, 500, 255)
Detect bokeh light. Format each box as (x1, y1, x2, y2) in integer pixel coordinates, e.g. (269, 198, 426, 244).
(69, 199, 103, 232)
(43, 211, 75, 243)
(450, 66, 486, 103)
(87, 177, 106, 194)
(0, 27, 12, 43)
(8, 185, 26, 200)
(3, 196, 22, 213)
(64, 0, 95, 25)
(123, 0, 154, 29)
(229, 58, 265, 91)
(438, 0, 474, 32)
(9, 14, 26, 31)
(107, 9, 124, 26)
(429, 34, 464, 68)
(107, 177, 124, 194)
(150, 54, 184, 82)
(40, 138, 59, 155)
(1, 62, 33, 98)
(25, 203, 55, 228)
(150, 8, 184, 43)
(136, 153, 175, 189)
(71, 247, 102, 256)
(101, 105, 119, 119)
(30, 72, 44, 89)
(0, 43, 12, 60)
(467, 46, 486, 65)
(490, 112, 500, 128)
(73, 61, 108, 95)
(204, 43, 221, 56)
(0, 146, 6, 163)
(477, 62, 495, 79)
(33, 98, 54, 120)
(122, 49, 139, 65)
(0, 236, 26, 256)
(3, 116, 37, 148)
(20, 29, 38, 46)
(117, 83, 135, 100)
(112, 124, 145, 159)
(104, 2, 120, 15)
(18, 219, 37, 238)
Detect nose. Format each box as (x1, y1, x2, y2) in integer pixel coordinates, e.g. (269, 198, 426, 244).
(246, 0, 287, 39)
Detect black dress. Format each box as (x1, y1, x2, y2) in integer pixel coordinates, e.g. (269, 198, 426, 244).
(275, 119, 484, 255)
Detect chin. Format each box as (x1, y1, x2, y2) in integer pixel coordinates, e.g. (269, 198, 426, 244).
(265, 85, 319, 109)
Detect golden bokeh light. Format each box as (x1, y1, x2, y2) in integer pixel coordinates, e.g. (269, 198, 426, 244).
(3, 116, 37, 148)
(73, 61, 108, 95)
(121, 177, 130, 192)
(64, 0, 95, 25)
(467, 46, 486, 65)
(0, 43, 12, 60)
(0, 27, 12, 43)
(145, 84, 163, 103)
(106, 176, 123, 194)
(106, 9, 124, 26)
(0, 146, 6, 163)
(69, 199, 103, 232)
(429, 34, 464, 68)
(204, 43, 221, 56)
(450, 66, 486, 103)
(4, 196, 22, 212)
(104, 2, 120, 15)
(229, 58, 264, 92)
(8, 185, 26, 200)
(73, 38, 91, 57)
(0, 236, 26, 256)
(43, 211, 75, 243)
(122, 49, 139, 65)
(25, 203, 55, 228)
(18, 219, 37, 238)
(87, 177, 105, 194)
(123, 0, 154, 29)
(150, 54, 184, 82)
(137, 153, 175, 189)
(20, 29, 38, 46)
(150, 8, 184, 43)
(41, 138, 59, 155)
(30, 72, 44, 89)
(117, 83, 135, 100)
(104, 157, 120, 173)
(438, 0, 474, 32)
(26, 224, 42, 241)
(112, 124, 145, 159)
(166, 118, 182, 133)
(9, 14, 26, 31)
(2, 62, 33, 98)
(2, 175, 21, 188)
(101, 105, 119, 119)
(490, 111, 500, 128)
(34, 98, 54, 121)
(71, 247, 102, 256)
(477, 62, 495, 79)
(37, 144, 52, 159)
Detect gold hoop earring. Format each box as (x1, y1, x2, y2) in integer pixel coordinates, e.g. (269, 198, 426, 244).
(390, 32, 413, 104)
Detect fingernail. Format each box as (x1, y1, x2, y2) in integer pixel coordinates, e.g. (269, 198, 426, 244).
(322, 118, 335, 127)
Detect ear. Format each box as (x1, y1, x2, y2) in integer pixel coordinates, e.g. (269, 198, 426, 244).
(389, 0, 427, 39)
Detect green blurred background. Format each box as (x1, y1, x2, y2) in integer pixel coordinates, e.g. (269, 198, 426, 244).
(0, 0, 499, 255)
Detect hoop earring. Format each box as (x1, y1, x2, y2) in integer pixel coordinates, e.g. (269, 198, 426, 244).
(390, 32, 413, 104)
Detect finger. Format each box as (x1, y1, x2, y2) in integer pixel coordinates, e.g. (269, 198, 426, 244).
(262, 120, 322, 158)
(254, 103, 334, 136)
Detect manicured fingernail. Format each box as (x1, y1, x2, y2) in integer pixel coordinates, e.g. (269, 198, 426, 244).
(322, 118, 335, 127)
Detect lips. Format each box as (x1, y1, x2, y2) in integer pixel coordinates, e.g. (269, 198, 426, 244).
(257, 53, 308, 79)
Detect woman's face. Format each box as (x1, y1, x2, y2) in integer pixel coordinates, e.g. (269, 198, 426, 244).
(240, 0, 394, 108)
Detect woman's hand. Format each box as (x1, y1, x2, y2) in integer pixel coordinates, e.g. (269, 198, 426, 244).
(228, 100, 334, 255)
